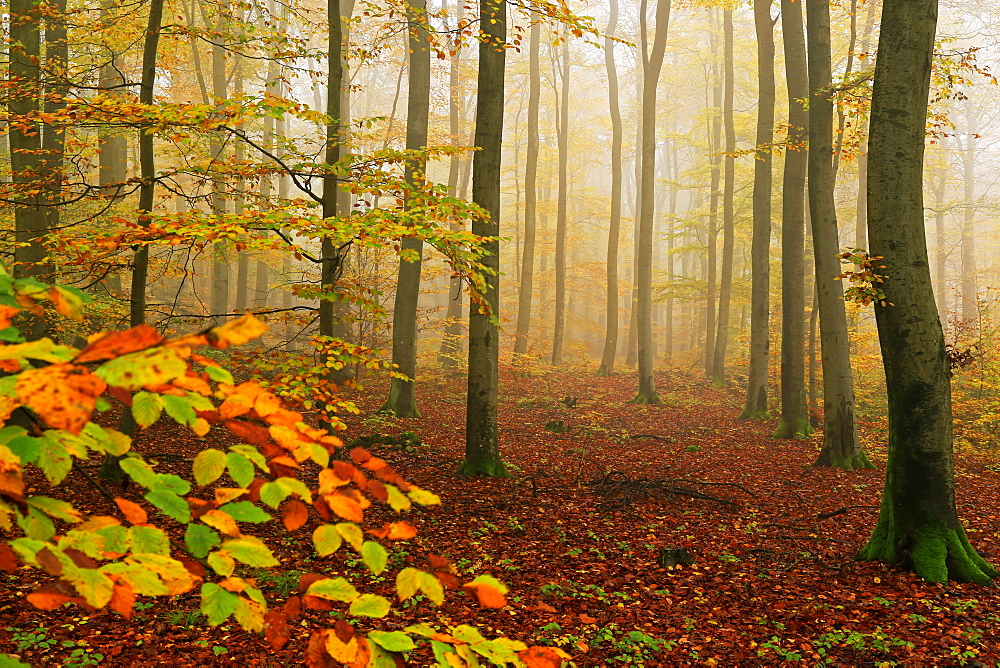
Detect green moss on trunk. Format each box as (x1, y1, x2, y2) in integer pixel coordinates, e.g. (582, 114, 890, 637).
(381, 379, 421, 418)
(457, 454, 511, 478)
(628, 392, 663, 406)
(772, 416, 813, 440)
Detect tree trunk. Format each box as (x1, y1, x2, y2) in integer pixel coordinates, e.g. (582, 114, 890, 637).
(859, 0, 996, 585)
(773, 0, 813, 439)
(384, 0, 431, 417)
(705, 27, 721, 377)
(711, 8, 735, 387)
(209, 4, 230, 325)
(806, 0, 872, 469)
(933, 139, 947, 328)
(514, 20, 540, 361)
(630, 0, 670, 405)
(233, 65, 249, 312)
(959, 105, 978, 326)
(741, 0, 774, 419)
(551, 40, 569, 366)
(597, 0, 623, 376)
(460, 0, 509, 478)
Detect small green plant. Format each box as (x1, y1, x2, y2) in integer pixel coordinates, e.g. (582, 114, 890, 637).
(253, 569, 303, 599)
(163, 608, 205, 628)
(685, 445, 703, 453)
(65, 647, 105, 667)
(872, 596, 894, 607)
(717, 551, 741, 563)
(758, 636, 803, 662)
(8, 627, 54, 653)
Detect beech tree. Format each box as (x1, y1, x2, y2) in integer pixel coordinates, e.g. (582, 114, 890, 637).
(859, 0, 997, 585)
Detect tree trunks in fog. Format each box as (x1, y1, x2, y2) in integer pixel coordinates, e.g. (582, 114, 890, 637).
(209, 6, 230, 326)
(933, 141, 948, 328)
(630, 0, 670, 405)
(959, 104, 978, 326)
(805, 0, 871, 469)
(773, 0, 812, 440)
(711, 9, 735, 387)
(741, 0, 773, 419)
(552, 41, 570, 366)
(860, 0, 996, 585)
(384, 0, 430, 417)
(705, 29, 721, 378)
(514, 21, 540, 361)
(461, 0, 509, 478)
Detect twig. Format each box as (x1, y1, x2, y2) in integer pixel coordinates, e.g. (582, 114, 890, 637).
(816, 505, 880, 520)
(629, 434, 674, 443)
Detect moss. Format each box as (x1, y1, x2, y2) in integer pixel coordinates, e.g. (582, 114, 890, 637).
(739, 407, 772, 420)
(772, 416, 813, 440)
(628, 392, 663, 406)
(457, 455, 511, 479)
(381, 381, 421, 418)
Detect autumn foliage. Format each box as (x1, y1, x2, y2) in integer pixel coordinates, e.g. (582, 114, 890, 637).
(0, 267, 567, 667)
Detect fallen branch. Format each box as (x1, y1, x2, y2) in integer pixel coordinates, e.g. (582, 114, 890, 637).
(816, 505, 880, 520)
(629, 434, 675, 443)
(585, 469, 748, 510)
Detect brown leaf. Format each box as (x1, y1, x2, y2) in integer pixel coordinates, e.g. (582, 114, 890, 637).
(298, 572, 325, 594)
(281, 499, 309, 531)
(0, 543, 19, 573)
(366, 480, 388, 504)
(306, 630, 336, 668)
(63, 548, 98, 569)
(579, 612, 598, 624)
(36, 547, 63, 576)
(349, 447, 372, 465)
(225, 420, 270, 446)
(283, 595, 302, 620)
(115, 497, 148, 525)
(74, 325, 164, 363)
(263, 609, 291, 651)
(177, 556, 206, 579)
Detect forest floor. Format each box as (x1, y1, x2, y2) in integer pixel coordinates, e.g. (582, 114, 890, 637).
(3, 366, 1000, 666)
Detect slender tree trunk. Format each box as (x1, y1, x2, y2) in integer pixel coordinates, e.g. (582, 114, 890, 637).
(384, 0, 431, 417)
(551, 41, 570, 366)
(460, 0, 509, 478)
(806, 0, 872, 469)
(773, 0, 812, 439)
(934, 139, 948, 328)
(255, 8, 279, 311)
(711, 8, 735, 387)
(233, 64, 249, 312)
(705, 28, 721, 377)
(209, 4, 230, 325)
(664, 136, 677, 364)
(514, 20, 540, 361)
(859, 0, 996, 585)
(853, 8, 875, 249)
(41, 0, 67, 257)
(631, 0, 670, 405)
(741, 0, 774, 418)
(597, 0, 623, 376)
(959, 105, 978, 326)
(625, 65, 642, 370)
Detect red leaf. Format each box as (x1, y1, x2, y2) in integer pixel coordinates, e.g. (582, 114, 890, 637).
(74, 324, 164, 363)
(0, 543, 18, 573)
(263, 610, 291, 651)
(281, 499, 309, 531)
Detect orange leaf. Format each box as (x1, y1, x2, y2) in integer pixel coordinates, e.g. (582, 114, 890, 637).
(109, 581, 136, 620)
(519, 646, 572, 668)
(114, 497, 148, 525)
(281, 499, 309, 531)
(0, 543, 19, 573)
(207, 314, 268, 349)
(263, 610, 291, 651)
(463, 581, 507, 608)
(27, 581, 75, 610)
(324, 494, 364, 523)
(16, 364, 106, 434)
(74, 325, 164, 364)
(0, 305, 20, 330)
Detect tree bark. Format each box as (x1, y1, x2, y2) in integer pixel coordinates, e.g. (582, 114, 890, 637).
(959, 104, 978, 326)
(773, 0, 812, 439)
(705, 22, 721, 377)
(741, 0, 774, 419)
(806, 0, 872, 469)
(711, 8, 735, 387)
(514, 20, 540, 361)
(551, 40, 569, 366)
(460, 0, 509, 478)
(859, 0, 996, 585)
(209, 3, 230, 325)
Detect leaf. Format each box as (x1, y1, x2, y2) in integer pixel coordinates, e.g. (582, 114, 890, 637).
(96, 347, 186, 391)
(349, 593, 391, 618)
(27, 496, 82, 523)
(185, 523, 221, 559)
(71, 567, 115, 608)
(396, 567, 444, 605)
(518, 646, 571, 667)
(325, 494, 364, 522)
(205, 365, 234, 385)
(193, 449, 227, 486)
(128, 525, 170, 555)
(306, 577, 358, 603)
(337, 522, 364, 551)
(367, 630, 415, 653)
(27, 581, 74, 610)
(313, 524, 343, 557)
(361, 541, 388, 575)
(263, 610, 291, 651)
(281, 499, 309, 531)
(144, 489, 191, 524)
(207, 314, 268, 349)
(34, 434, 71, 485)
(463, 574, 508, 609)
(130, 392, 163, 428)
(233, 596, 266, 633)
(218, 501, 271, 523)
(119, 457, 157, 489)
(385, 484, 412, 512)
(407, 487, 441, 506)
(161, 394, 197, 427)
(201, 582, 239, 626)
(114, 497, 148, 525)
(221, 536, 279, 567)
(0, 544, 18, 573)
(16, 364, 106, 435)
(226, 451, 254, 488)
(108, 581, 136, 621)
(74, 324, 164, 363)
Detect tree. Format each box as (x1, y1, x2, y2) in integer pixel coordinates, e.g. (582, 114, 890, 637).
(597, 0, 623, 377)
(461, 0, 510, 478)
(772, 0, 812, 440)
(805, 0, 872, 469)
(631, 0, 671, 405)
(551, 40, 570, 367)
(711, 8, 735, 388)
(384, 0, 431, 417)
(858, 0, 996, 586)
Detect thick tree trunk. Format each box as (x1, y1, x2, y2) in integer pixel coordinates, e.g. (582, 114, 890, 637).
(711, 9, 735, 388)
(460, 0, 509, 478)
(773, 0, 812, 439)
(551, 41, 569, 367)
(514, 20, 540, 361)
(859, 0, 996, 585)
(384, 0, 431, 417)
(741, 0, 774, 419)
(806, 0, 872, 469)
(597, 0, 622, 376)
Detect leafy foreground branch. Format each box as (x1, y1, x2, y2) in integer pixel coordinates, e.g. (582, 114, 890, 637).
(0, 267, 566, 667)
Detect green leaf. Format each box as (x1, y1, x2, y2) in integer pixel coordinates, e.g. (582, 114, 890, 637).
(96, 524, 131, 555)
(193, 449, 227, 486)
(185, 524, 221, 559)
(205, 366, 234, 385)
(61, 529, 106, 560)
(100, 562, 167, 597)
(229, 443, 267, 471)
(70, 568, 114, 608)
(208, 551, 235, 577)
(226, 451, 254, 488)
(162, 394, 197, 427)
(119, 457, 158, 489)
(201, 582, 238, 626)
(131, 392, 163, 428)
(154, 473, 191, 495)
(361, 541, 388, 575)
(349, 593, 391, 618)
(0, 653, 31, 667)
(367, 630, 415, 653)
(337, 522, 364, 551)
(96, 348, 187, 391)
(275, 477, 312, 504)
(99, 427, 132, 456)
(396, 568, 443, 605)
(220, 536, 278, 567)
(305, 576, 358, 603)
(313, 524, 343, 557)
(128, 525, 170, 555)
(18, 507, 55, 541)
(35, 434, 71, 485)
(386, 484, 411, 512)
(27, 496, 81, 523)
(258, 481, 290, 508)
(6, 435, 39, 465)
(144, 489, 191, 524)
(218, 501, 271, 523)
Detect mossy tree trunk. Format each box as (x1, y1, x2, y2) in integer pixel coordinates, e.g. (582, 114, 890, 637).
(859, 0, 996, 585)
(460, 0, 509, 478)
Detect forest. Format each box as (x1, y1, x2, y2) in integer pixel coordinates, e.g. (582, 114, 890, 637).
(2, 0, 1000, 664)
